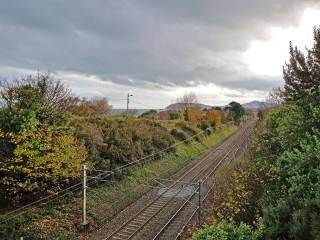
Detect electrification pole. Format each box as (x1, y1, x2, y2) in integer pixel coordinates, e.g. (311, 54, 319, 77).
(126, 93, 133, 113)
(81, 165, 89, 232)
(198, 179, 203, 227)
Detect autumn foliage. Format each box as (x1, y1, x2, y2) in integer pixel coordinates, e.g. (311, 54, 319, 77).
(183, 108, 222, 128)
(206, 110, 222, 127)
(0, 74, 87, 205)
(0, 126, 86, 203)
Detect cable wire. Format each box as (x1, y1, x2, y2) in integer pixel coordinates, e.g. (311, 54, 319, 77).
(130, 99, 157, 109)
(2, 126, 210, 221)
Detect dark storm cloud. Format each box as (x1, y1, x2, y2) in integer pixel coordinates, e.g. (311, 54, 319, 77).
(0, 0, 319, 91)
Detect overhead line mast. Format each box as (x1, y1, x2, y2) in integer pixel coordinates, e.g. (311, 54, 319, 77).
(126, 93, 133, 113)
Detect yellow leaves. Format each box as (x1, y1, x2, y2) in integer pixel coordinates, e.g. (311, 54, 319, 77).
(206, 110, 222, 126)
(28, 215, 65, 237)
(0, 124, 87, 202)
(21, 167, 32, 174)
(187, 108, 203, 126)
(211, 159, 264, 223)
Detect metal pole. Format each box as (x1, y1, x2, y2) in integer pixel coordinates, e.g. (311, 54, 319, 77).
(126, 93, 133, 114)
(82, 165, 87, 226)
(126, 93, 129, 113)
(198, 179, 202, 227)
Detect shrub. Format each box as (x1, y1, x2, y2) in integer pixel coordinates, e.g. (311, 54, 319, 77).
(0, 126, 86, 205)
(206, 110, 222, 127)
(192, 220, 264, 240)
(211, 160, 264, 224)
(0, 73, 87, 205)
(169, 111, 181, 120)
(170, 129, 188, 142)
(176, 122, 204, 142)
(0, 208, 76, 240)
(68, 97, 112, 117)
(198, 121, 212, 135)
(186, 108, 203, 126)
(74, 118, 175, 171)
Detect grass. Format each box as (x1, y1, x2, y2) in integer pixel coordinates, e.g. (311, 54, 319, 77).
(86, 124, 236, 227)
(0, 124, 236, 239)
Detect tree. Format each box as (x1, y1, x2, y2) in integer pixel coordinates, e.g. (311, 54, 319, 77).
(266, 87, 284, 106)
(177, 92, 199, 121)
(0, 72, 75, 128)
(225, 101, 245, 123)
(187, 108, 203, 126)
(283, 27, 320, 107)
(206, 110, 222, 127)
(177, 92, 198, 109)
(0, 72, 87, 205)
(0, 126, 86, 204)
(69, 97, 112, 117)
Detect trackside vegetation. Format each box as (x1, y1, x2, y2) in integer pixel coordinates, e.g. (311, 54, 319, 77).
(0, 71, 245, 238)
(192, 26, 320, 240)
(0, 124, 236, 239)
(86, 125, 236, 230)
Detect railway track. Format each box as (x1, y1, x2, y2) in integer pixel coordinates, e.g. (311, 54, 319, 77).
(154, 122, 256, 240)
(103, 121, 256, 240)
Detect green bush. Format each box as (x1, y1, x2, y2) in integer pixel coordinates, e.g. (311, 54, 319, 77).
(170, 128, 188, 142)
(0, 74, 87, 205)
(0, 208, 76, 240)
(169, 111, 181, 120)
(260, 133, 320, 239)
(251, 104, 320, 239)
(0, 126, 86, 205)
(74, 118, 175, 172)
(192, 220, 264, 240)
(176, 122, 203, 142)
(198, 121, 212, 135)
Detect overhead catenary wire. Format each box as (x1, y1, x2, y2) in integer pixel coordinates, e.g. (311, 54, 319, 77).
(2, 125, 210, 221)
(4, 181, 82, 218)
(130, 99, 157, 109)
(107, 98, 127, 102)
(4, 170, 114, 220)
(87, 125, 241, 233)
(113, 126, 209, 172)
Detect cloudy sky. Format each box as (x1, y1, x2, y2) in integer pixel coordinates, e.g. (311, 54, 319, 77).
(1, 1, 320, 108)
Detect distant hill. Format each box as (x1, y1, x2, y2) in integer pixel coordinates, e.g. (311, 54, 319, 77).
(165, 101, 272, 111)
(165, 103, 212, 111)
(242, 101, 271, 109)
(112, 101, 270, 116)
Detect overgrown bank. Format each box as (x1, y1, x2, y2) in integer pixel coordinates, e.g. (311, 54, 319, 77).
(192, 27, 320, 240)
(0, 122, 236, 239)
(86, 124, 236, 223)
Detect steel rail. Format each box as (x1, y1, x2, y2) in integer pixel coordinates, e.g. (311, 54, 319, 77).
(151, 140, 242, 240)
(171, 123, 255, 240)
(104, 144, 232, 240)
(152, 121, 255, 240)
(92, 127, 241, 234)
(104, 123, 251, 240)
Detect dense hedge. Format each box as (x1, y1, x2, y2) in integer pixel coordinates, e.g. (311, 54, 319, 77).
(193, 27, 320, 239)
(0, 75, 87, 205)
(74, 117, 176, 173)
(170, 128, 188, 142)
(192, 221, 264, 240)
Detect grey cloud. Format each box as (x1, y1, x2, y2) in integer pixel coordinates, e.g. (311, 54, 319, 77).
(0, 0, 319, 92)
